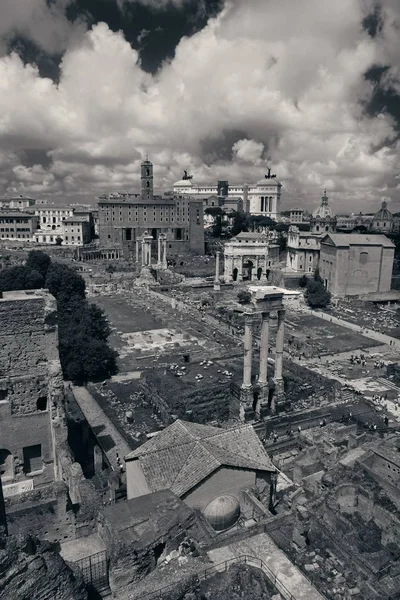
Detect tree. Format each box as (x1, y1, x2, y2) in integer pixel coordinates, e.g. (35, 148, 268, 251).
(55, 236, 63, 246)
(237, 290, 252, 304)
(26, 250, 51, 279)
(205, 207, 226, 238)
(277, 232, 287, 252)
(0, 266, 44, 292)
(246, 215, 276, 231)
(106, 264, 116, 279)
(305, 278, 331, 309)
(313, 267, 322, 282)
(45, 263, 86, 303)
(231, 211, 247, 236)
(299, 274, 308, 288)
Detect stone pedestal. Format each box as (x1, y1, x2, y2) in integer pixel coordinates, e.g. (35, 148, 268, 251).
(240, 385, 254, 422)
(259, 401, 270, 420)
(272, 379, 285, 414)
(243, 406, 255, 422)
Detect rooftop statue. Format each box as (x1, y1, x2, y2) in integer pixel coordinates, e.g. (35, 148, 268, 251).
(265, 167, 277, 179)
(182, 170, 193, 180)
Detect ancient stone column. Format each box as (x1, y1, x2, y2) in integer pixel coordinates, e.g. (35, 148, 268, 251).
(141, 238, 146, 266)
(161, 234, 167, 269)
(157, 236, 162, 267)
(136, 239, 139, 263)
(273, 308, 286, 412)
(257, 312, 270, 416)
(237, 259, 243, 281)
(240, 312, 256, 421)
(224, 254, 233, 283)
(214, 251, 221, 291)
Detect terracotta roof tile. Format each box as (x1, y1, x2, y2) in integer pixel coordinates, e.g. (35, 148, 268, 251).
(125, 420, 275, 497)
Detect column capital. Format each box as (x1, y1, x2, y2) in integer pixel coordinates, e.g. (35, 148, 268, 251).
(244, 311, 258, 325)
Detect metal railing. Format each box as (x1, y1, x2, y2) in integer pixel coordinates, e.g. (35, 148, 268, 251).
(130, 553, 326, 600)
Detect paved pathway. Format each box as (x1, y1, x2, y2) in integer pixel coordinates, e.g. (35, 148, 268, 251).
(72, 385, 133, 469)
(207, 532, 325, 600)
(300, 306, 400, 350)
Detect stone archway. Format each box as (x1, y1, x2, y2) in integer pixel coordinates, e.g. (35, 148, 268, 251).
(0, 449, 13, 480)
(257, 267, 262, 280)
(243, 260, 254, 281)
(232, 267, 238, 281)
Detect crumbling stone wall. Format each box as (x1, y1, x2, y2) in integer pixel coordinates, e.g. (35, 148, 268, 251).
(0, 534, 88, 600)
(0, 290, 64, 489)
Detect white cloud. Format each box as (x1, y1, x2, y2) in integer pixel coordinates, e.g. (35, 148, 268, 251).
(0, 0, 399, 213)
(232, 139, 264, 164)
(0, 0, 86, 55)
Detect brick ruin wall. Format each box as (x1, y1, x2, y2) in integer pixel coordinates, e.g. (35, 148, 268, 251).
(0, 291, 99, 545)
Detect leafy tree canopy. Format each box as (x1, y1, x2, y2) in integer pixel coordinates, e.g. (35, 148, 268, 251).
(305, 278, 331, 308)
(0, 266, 43, 292)
(45, 262, 86, 303)
(26, 250, 51, 279)
(237, 290, 252, 304)
(299, 274, 308, 288)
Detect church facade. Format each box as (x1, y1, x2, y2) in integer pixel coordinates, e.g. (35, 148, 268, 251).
(286, 191, 336, 273)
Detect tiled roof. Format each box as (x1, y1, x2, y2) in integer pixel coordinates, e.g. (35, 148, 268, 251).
(125, 420, 275, 497)
(322, 233, 395, 248)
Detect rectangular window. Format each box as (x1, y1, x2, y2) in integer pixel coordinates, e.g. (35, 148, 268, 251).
(23, 444, 42, 474)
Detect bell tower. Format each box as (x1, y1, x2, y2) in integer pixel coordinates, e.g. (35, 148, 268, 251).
(141, 158, 154, 201)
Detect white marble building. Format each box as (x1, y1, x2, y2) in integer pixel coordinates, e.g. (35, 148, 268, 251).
(173, 172, 282, 220)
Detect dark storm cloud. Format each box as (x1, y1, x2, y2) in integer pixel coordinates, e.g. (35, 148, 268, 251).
(7, 36, 62, 80)
(66, 0, 224, 74)
(20, 149, 53, 169)
(200, 130, 251, 165)
(364, 65, 400, 130)
(362, 4, 384, 38)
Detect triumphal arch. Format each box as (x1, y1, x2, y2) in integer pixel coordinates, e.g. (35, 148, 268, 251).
(223, 232, 279, 283)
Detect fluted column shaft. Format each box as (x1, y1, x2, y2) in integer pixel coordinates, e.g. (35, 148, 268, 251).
(274, 309, 285, 380)
(258, 312, 270, 385)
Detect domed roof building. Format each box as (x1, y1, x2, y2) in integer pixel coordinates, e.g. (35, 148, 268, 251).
(203, 495, 241, 531)
(371, 200, 394, 233)
(310, 190, 337, 234)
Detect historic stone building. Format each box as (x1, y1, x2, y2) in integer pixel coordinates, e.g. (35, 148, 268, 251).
(98, 160, 204, 256)
(370, 200, 394, 233)
(286, 191, 337, 274)
(310, 190, 337, 234)
(0, 212, 39, 242)
(0, 290, 65, 495)
(286, 226, 321, 273)
(319, 233, 395, 297)
(223, 232, 280, 282)
(125, 420, 276, 511)
(173, 168, 282, 219)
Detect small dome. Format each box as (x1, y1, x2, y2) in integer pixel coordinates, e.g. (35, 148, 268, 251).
(374, 200, 393, 221)
(203, 495, 240, 531)
(173, 179, 194, 187)
(312, 190, 335, 219)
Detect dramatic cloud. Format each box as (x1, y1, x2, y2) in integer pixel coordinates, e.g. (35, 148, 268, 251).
(0, 0, 399, 213)
(0, 0, 86, 55)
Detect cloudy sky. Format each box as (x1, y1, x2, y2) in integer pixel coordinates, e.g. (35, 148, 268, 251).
(0, 0, 399, 213)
